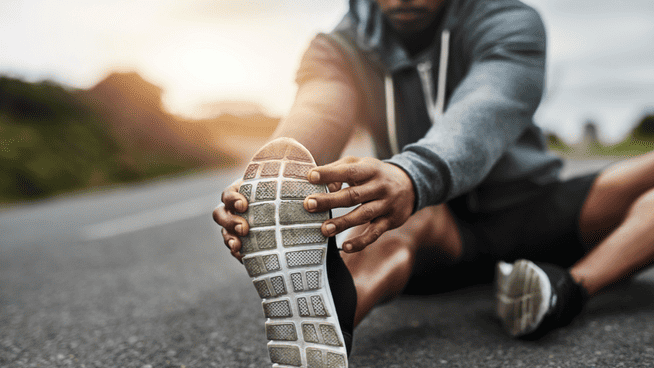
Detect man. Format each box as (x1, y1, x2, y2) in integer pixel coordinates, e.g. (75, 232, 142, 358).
(215, 0, 654, 366)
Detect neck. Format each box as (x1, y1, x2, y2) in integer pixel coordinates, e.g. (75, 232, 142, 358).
(399, 19, 440, 57)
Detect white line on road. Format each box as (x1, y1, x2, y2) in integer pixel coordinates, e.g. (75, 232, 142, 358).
(81, 194, 218, 241)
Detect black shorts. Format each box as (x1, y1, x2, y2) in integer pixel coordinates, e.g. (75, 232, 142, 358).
(404, 173, 600, 295)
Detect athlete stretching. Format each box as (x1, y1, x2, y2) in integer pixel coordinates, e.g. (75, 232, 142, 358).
(214, 0, 654, 366)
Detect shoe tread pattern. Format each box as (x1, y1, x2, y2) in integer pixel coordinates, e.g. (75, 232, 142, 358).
(496, 260, 545, 337)
(306, 348, 347, 368)
(238, 138, 348, 367)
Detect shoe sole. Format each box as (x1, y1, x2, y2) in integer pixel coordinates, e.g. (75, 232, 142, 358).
(495, 259, 551, 337)
(238, 138, 348, 368)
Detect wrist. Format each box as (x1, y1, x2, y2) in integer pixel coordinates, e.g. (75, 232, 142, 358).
(387, 162, 417, 214)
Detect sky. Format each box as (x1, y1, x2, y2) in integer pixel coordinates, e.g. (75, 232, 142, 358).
(1, 0, 653, 143)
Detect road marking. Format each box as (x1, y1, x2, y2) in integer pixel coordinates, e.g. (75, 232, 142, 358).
(81, 195, 218, 241)
(81, 193, 358, 244)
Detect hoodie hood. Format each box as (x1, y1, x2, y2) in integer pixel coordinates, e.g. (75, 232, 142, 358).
(334, 0, 413, 72)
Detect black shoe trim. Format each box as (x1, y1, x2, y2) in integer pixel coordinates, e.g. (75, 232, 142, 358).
(520, 263, 588, 340)
(326, 222, 357, 355)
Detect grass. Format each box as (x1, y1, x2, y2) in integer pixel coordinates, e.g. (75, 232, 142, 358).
(547, 135, 654, 158)
(548, 115, 654, 158)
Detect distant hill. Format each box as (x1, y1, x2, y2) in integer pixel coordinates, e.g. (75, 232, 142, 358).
(86, 72, 232, 168)
(0, 74, 236, 203)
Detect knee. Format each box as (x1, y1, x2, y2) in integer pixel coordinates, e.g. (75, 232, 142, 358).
(376, 232, 416, 272)
(588, 171, 627, 204)
(628, 187, 654, 220)
(376, 232, 415, 267)
(392, 245, 415, 272)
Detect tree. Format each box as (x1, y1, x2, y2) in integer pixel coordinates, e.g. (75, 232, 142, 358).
(632, 114, 654, 141)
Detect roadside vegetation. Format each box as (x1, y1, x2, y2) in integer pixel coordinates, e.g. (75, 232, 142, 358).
(0, 75, 238, 204)
(547, 115, 654, 158)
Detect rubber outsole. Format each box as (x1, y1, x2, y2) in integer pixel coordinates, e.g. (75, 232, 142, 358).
(238, 138, 348, 368)
(495, 259, 552, 337)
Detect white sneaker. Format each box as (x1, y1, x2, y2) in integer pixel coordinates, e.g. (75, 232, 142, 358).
(237, 137, 351, 367)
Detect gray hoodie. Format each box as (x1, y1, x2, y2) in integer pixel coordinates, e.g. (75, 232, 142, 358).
(327, 0, 563, 213)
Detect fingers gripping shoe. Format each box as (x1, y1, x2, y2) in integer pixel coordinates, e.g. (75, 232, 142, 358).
(495, 259, 588, 339)
(237, 138, 356, 367)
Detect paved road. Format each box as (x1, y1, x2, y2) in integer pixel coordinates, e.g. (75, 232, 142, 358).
(2, 158, 654, 367)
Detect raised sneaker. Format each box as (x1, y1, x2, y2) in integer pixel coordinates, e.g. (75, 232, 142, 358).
(236, 137, 356, 367)
(495, 259, 588, 339)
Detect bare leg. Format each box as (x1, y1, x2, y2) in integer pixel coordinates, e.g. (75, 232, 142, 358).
(339, 204, 463, 326)
(571, 150, 654, 295)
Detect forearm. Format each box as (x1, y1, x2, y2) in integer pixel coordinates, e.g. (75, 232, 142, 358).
(271, 79, 357, 166)
(270, 32, 364, 166)
(388, 58, 544, 211)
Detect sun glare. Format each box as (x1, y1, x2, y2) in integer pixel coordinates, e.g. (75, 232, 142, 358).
(146, 32, 265, 118)
(178, 44, 248, 90)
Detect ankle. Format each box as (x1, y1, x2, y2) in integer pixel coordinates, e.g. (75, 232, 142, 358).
(565, 268, 590, 315)
(568, 268, 595, 297)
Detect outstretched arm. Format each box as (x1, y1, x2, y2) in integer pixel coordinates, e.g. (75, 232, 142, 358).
(301, 5, 548, 251)
(214, 35, 360, 257)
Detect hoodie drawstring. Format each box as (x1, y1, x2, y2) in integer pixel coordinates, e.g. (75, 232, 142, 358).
(385, 29, 450, 156)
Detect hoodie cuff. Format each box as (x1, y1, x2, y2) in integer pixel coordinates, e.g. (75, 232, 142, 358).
(385, 150, 449, 214)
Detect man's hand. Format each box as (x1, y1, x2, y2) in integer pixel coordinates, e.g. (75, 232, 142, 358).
(213, 179, 248, 261)
(303, 156, 415, 253)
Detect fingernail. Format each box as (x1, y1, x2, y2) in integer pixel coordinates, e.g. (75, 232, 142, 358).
(325, 223, 336, 235)
(235, 224, 243, 235)
(344, 243, 352, 252)
(306, 198, 317, 210)
(328, 183, 337, 192)
(235, 200, 244, 212)
(310, 171, 320, 182)
(228, 239, 235, 249)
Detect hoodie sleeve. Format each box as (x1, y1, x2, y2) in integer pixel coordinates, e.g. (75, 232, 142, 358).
(386, 4, 547, 212)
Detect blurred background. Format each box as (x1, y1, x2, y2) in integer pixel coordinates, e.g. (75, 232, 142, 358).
(2, 2, 654, 366)
(1, 0, 653, 204)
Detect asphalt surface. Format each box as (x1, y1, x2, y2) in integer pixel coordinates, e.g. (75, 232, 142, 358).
(2, 158, 654, 367)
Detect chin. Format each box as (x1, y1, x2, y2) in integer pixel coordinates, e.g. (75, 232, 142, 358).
(389, 19, 431, 36)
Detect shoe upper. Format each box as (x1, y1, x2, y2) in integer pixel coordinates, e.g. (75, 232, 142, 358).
(523, 262, 589, 339)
